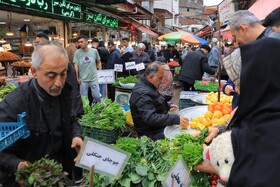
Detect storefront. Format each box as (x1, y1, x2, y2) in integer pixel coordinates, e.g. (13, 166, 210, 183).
(0, 0, 83, 54)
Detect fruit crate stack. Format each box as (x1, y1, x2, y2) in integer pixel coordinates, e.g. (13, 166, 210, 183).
(0, 112, 30, 151)
(194, 80, 219, 92)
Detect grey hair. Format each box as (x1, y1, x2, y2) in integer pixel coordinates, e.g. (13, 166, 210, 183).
(137, 43, 145, 49)
(229, 10, 260, 31)
(144, 61, 166, 77)
(32, 43, 69, 70)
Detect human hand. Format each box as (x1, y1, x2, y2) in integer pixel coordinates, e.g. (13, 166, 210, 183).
(193, 127, 219, 144)
(179, 116, 189, 129)
(17, 161, 28, 171)
(76, 79, 81, 85)
(71, 137, 83, 162)
(231, 107, 238, 117)
(195, 160, 219, 175)
(225, 85, 234, 95)
(169, 104, 178, 112)
(17, 161, 28, 187)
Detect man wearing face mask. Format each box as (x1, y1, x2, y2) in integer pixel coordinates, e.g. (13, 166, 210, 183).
(129, 61, 189, 141)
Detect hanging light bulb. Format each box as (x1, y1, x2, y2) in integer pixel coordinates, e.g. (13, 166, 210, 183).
(0, 37, 6, 43)
(25, 25, 32, 46)
(6, 13, 14, 36)
(73, 32, 78, 37)
(88, 30, 92, 42)
(25, 39, 32, 46)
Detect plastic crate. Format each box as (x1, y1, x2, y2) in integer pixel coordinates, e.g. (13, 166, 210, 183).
(179, 99, 196, 110)
(0, 112, 30, 151)
(194, 81, 219, 91)
(81, 125, 122, 144)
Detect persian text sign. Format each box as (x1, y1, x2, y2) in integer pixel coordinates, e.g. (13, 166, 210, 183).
(86, 12, 118, 28)
(218, 0, 235, 26)
(76, 137, 131, 177)
(0, 0, 81, 20)
(97, 69, 115, 84)
(163, 156, 192, 187)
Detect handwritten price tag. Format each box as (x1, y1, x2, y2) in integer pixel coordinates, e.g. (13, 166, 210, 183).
(114, 64, 123, 72)
(163, 156, 192, 187)
(136, 62, 145, 71)
(125, 61, 136, 70)
(97, 69, 115, 84)
(2, 44, 12, 51)
(76, 137, 131, 178)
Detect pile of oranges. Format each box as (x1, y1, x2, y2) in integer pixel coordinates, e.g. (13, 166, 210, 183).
(206, 91, 233, 105)
(190, 102, 232, 130)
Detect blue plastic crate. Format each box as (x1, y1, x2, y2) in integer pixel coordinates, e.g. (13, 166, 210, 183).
(0, 112, 30, 151)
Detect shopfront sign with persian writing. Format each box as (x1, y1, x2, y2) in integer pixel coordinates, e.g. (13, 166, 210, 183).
(0, 0, 81, 20)
(76, 137, 131, 178)
(86, 12, 118, 28)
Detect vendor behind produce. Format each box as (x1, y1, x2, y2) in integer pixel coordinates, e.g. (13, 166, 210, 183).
(129, 61, 189, 140)
(0, 44, 83, 186)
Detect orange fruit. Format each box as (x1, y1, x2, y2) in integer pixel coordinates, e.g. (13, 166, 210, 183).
(208, 105, 214, 112)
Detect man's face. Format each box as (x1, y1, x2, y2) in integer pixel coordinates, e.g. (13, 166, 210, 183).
(31, 53, 68, 97)
(34, 37, 48, 46)
(137, 47, 145, 56)
(91, 42, 99, 49)
(148, 66, 164, 89)
(78, 38, 88, 49)
(107, 44, 115, 52)
(230, 24, 254, 44)
(122, 40, 129, 47)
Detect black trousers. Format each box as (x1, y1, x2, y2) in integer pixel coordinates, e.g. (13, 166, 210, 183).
(181, 81, 195, 91)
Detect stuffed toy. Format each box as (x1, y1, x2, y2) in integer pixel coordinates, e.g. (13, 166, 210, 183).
(203, 131, 234, 187)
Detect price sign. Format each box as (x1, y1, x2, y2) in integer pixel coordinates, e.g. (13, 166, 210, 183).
(114, 64, 123, 72)
(136, 62, 145, 71)
(76, 137, 131, 178)
(125, 61, 136, 70)
(2, 44, 11, 51)
(97, 69, 115, 84)
(163, 156, 192, 187)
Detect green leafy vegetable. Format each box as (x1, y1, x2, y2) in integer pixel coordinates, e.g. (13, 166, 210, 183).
(0, 84, 16, 101)
(15, 157, 68, 187)
(114, 75, 138, 86)
(80, 98, 126, 131)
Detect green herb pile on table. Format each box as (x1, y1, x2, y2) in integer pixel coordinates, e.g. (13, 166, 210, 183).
(114, 75, 138, 86)
(80, 98, 126, 132)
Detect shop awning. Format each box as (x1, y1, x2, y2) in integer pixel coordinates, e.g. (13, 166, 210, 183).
(131, 20, 159, 38)
(195, 25, 212, 37)
(213, 26, 233, 40)
(248, 0, 280, 20)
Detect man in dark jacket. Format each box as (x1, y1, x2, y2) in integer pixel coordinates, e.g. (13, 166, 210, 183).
(129, 61, 189, 141)
(179, 45, 216, 91)
(0, 44, 83, 186)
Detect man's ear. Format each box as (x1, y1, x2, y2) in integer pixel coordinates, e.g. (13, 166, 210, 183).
(239, 24, 247, 32)
(30, 67, 37, 79)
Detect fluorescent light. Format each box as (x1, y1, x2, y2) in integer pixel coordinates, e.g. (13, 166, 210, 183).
(23, 19, 30, 22)
(0, 22, 6, 25)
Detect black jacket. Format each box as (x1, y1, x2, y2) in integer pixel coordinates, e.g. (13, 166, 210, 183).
(179, 50, 215, 85)
(0, 78, 82, 186)
(129, 76, 180, 140)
